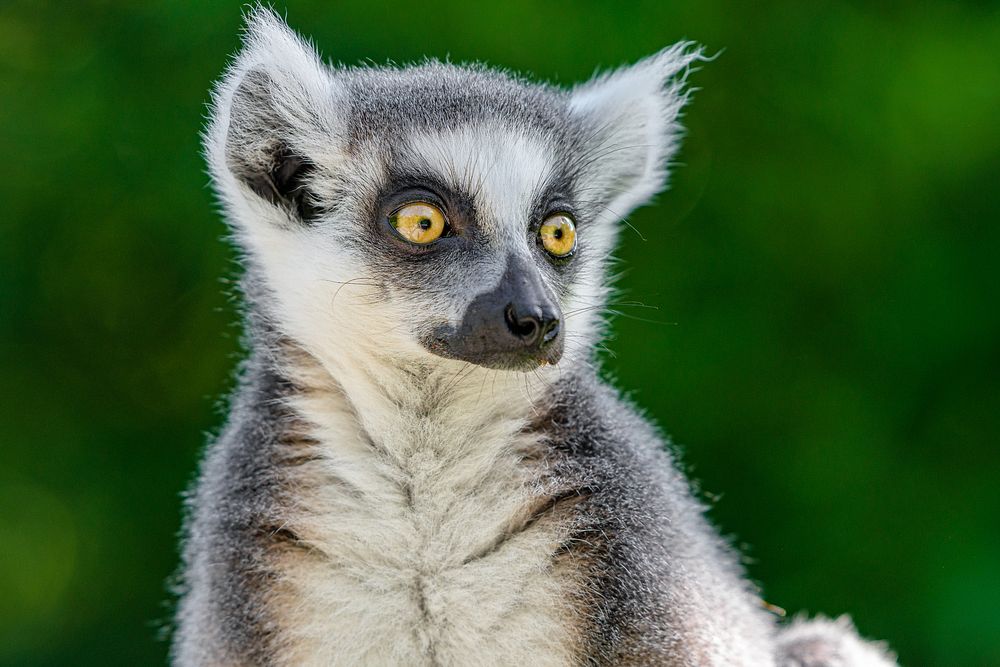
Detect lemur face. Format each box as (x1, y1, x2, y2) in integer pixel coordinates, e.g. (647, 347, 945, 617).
(210, 11, 699, 373)
(357, 127, 576, 371)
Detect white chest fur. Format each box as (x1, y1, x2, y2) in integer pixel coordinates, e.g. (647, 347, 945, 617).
(263, 361, 584, 666)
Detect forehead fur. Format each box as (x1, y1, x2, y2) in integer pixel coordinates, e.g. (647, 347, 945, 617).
(401, 125, 557, 242)
(341, 63, 573, 147)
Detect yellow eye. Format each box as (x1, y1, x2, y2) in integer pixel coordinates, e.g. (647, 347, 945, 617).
(539, 213, 577, 257)
(389, 202, 446, 244)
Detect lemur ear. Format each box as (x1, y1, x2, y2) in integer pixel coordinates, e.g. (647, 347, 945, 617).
(568, 44, 704, 223)
(205, 8, 344, 222)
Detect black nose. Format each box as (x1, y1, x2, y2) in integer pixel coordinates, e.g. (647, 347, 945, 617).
(504, 303, 560, 348)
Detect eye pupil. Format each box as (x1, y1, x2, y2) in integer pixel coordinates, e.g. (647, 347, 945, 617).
(419, 218, 431, 230)
(553, 228, 563, 239)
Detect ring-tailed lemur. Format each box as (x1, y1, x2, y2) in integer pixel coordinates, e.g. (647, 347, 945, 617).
(172, 9, 897, 666)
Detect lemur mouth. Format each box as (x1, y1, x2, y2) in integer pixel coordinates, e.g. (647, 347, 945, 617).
(422, 327, 564, 372)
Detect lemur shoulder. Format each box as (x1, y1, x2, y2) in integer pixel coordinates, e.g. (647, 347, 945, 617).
(172, 9, 897, 666)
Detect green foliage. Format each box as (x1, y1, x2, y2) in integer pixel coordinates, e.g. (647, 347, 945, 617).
(1, 1, 998, 665)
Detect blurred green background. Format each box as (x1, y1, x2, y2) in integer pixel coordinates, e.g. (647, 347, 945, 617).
(2, 1, 998, 665)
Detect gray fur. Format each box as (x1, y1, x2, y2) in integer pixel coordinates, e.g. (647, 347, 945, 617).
(172, 8, 897, 666)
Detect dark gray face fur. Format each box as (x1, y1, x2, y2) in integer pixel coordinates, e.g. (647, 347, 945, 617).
(425, 253, 564, 370)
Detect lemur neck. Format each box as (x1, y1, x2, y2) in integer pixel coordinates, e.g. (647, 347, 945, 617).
(265, 331, 556, 463)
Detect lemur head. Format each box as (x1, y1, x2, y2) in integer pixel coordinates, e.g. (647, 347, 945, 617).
(208, 9, 700, 375)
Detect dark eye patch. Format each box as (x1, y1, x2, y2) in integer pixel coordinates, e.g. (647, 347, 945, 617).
(529, 172, 578, 231)
(375, 168, 478, 240)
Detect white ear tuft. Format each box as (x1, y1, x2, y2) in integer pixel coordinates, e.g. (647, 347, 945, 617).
(205, 7, 345, 220)
(569, 44, 705, 223)
(229, 6, 333, 113)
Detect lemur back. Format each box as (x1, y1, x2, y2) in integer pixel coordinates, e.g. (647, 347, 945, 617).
(173, 10, 896, 666)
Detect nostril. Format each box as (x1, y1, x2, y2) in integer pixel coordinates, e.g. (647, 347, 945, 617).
(505, 304, 540, 342)
(541, 318, 560, 345)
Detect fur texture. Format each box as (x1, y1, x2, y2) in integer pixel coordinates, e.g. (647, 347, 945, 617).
(172, 9, 897, 666)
